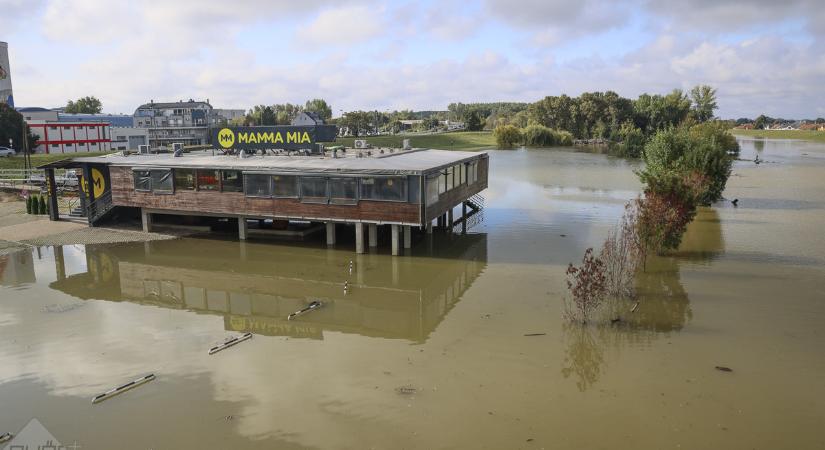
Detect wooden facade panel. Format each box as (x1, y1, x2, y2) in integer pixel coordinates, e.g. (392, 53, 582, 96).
(109, 166, 421, 224)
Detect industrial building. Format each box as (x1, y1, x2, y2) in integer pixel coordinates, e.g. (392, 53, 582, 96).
(27, 120, 112, 154)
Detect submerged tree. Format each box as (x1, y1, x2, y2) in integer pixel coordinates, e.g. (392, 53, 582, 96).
(564, 248, 607, 324)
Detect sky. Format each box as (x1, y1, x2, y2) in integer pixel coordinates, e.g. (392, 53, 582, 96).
(1, 0, 824, 118)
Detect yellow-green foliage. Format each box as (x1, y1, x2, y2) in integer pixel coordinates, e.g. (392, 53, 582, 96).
(494, 124, 522, 148)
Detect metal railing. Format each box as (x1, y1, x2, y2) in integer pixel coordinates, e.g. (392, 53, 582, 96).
(87, 191, 114, 224)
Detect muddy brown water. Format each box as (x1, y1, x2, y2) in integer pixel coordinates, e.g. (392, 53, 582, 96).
(1, 138, 824, 449)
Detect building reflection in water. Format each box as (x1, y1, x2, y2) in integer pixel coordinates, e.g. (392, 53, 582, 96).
(48, 234, 488, 343)
(0, 249, 35, 286)
(561, 207, 724, 391)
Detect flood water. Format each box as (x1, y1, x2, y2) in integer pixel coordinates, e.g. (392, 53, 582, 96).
(1, 138, 824, 449)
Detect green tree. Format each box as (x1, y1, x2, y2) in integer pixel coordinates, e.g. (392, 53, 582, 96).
(464, 110, 483, 131)
(689, 85, 717, 122)
(494, 124, 522, 148)
(65, 96, 103, 114)
(753, 114, 771, 130)
(32, 195, 40, 214)
(0, 103, 37, 151)
(40, 195, 48, 215)
(304, 99, 332, 121)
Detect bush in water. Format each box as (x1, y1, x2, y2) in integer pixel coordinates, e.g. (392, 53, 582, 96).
(564, 248, 607, 324)
(494, 124, 522, 148)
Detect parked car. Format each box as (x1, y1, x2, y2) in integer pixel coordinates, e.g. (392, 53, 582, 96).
(0, 146, 16, 157)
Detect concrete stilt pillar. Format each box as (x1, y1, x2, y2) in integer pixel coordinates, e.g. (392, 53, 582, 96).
(355, 222, 365, 254)
(447, 208, 453, 232)
(238, 216, 248, 240)
(403, 225, 411, 249)
(462, 202, 468, 234)
(141, 208, 152, 233)
(326, 222, 336, 246)
(368, 223, 378, 247)
(427, 221, 433, 234)
(391, 224, 400, 256)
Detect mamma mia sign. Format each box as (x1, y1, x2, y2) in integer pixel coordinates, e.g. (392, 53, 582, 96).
(212, 125, 338, 151)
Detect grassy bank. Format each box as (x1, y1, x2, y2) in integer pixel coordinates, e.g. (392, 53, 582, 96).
(332, 131, 495, 151)
(0, 152, 113, 170)
(731, 129, 825, 143)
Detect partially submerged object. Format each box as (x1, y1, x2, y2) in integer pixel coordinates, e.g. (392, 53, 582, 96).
(208, 332, 253, 355)
(0, 432, 12, 443)
(92, 374, 156, 404)
(287, 301, 323, 321)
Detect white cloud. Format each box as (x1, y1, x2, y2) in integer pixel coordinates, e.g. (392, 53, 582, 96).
(6, 0, 825, 117)
(300, 4, 386, 47)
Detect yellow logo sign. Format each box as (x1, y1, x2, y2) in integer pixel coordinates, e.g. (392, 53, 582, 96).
(217, 128, 235, 148)
(80, 168, 106, 198)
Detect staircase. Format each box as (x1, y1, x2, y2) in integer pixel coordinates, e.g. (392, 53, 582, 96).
(87, 191, 115, 225)
(452, 193, 486, 232)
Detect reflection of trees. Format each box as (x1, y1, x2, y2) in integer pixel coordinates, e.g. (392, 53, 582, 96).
(561, 323, 605, 392)
(753, 139, 765, 153)
(561, 207, 724, 390)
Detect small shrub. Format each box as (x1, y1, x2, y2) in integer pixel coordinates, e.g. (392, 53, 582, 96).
(600, 203, 643, 298)
(38, 195, 47, 215)
(494, 124, 522, 148)
(26, 195, 33, 214)
(564, 248, 607, 324)
(32, 195, 40, 214)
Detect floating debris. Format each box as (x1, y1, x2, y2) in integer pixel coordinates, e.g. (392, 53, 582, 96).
(523, 333, 546, 337)
(92, 374, 156, 404)
(349, 260, 353, 275)
(41, 303, 85, 314)
(630, 302, 639, 313)
(0, 433, 12, 443)
(395, 385, 417, 395)
(344, 281, 349, 295)
(715, 366, 733, 372)
(208, 333, 253, 355)
(287, 301, 323, 321)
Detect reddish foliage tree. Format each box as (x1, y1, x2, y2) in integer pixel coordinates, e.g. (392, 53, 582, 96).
(565, 248, 607, 323)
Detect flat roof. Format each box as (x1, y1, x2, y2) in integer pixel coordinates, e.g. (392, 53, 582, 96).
(53, 148, 486, 175)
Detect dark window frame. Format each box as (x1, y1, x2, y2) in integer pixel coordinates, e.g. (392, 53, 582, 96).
(300, 176, 329, 204)
(244, 173, 273, 198)
(272, 174, 300, 198)
(360, 175, 408, 203)
(329, 177, 359, 205)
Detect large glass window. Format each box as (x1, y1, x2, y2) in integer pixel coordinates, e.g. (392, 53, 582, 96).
(244, 174, 272, 197)
(221, 170, 243, 192)
(300, 177, 327, 203)
(360, 176, 407, 202)
(329, 178, 358, 204)
(446, 166, 454, 190)
(438, 171, 446, 194)
(426, 174, 440, 205)
(272, 175, 298, 198)
(460, 163, 467, 185)
(175, 169, 195, 190)
(150, 169, 173, 193)
(134, 170, 151, 191)
(197, 170, 219, 191)
(408, 176, 421, 204)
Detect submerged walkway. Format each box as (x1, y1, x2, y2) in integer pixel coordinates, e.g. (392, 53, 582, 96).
(0, 201, 179, 253)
